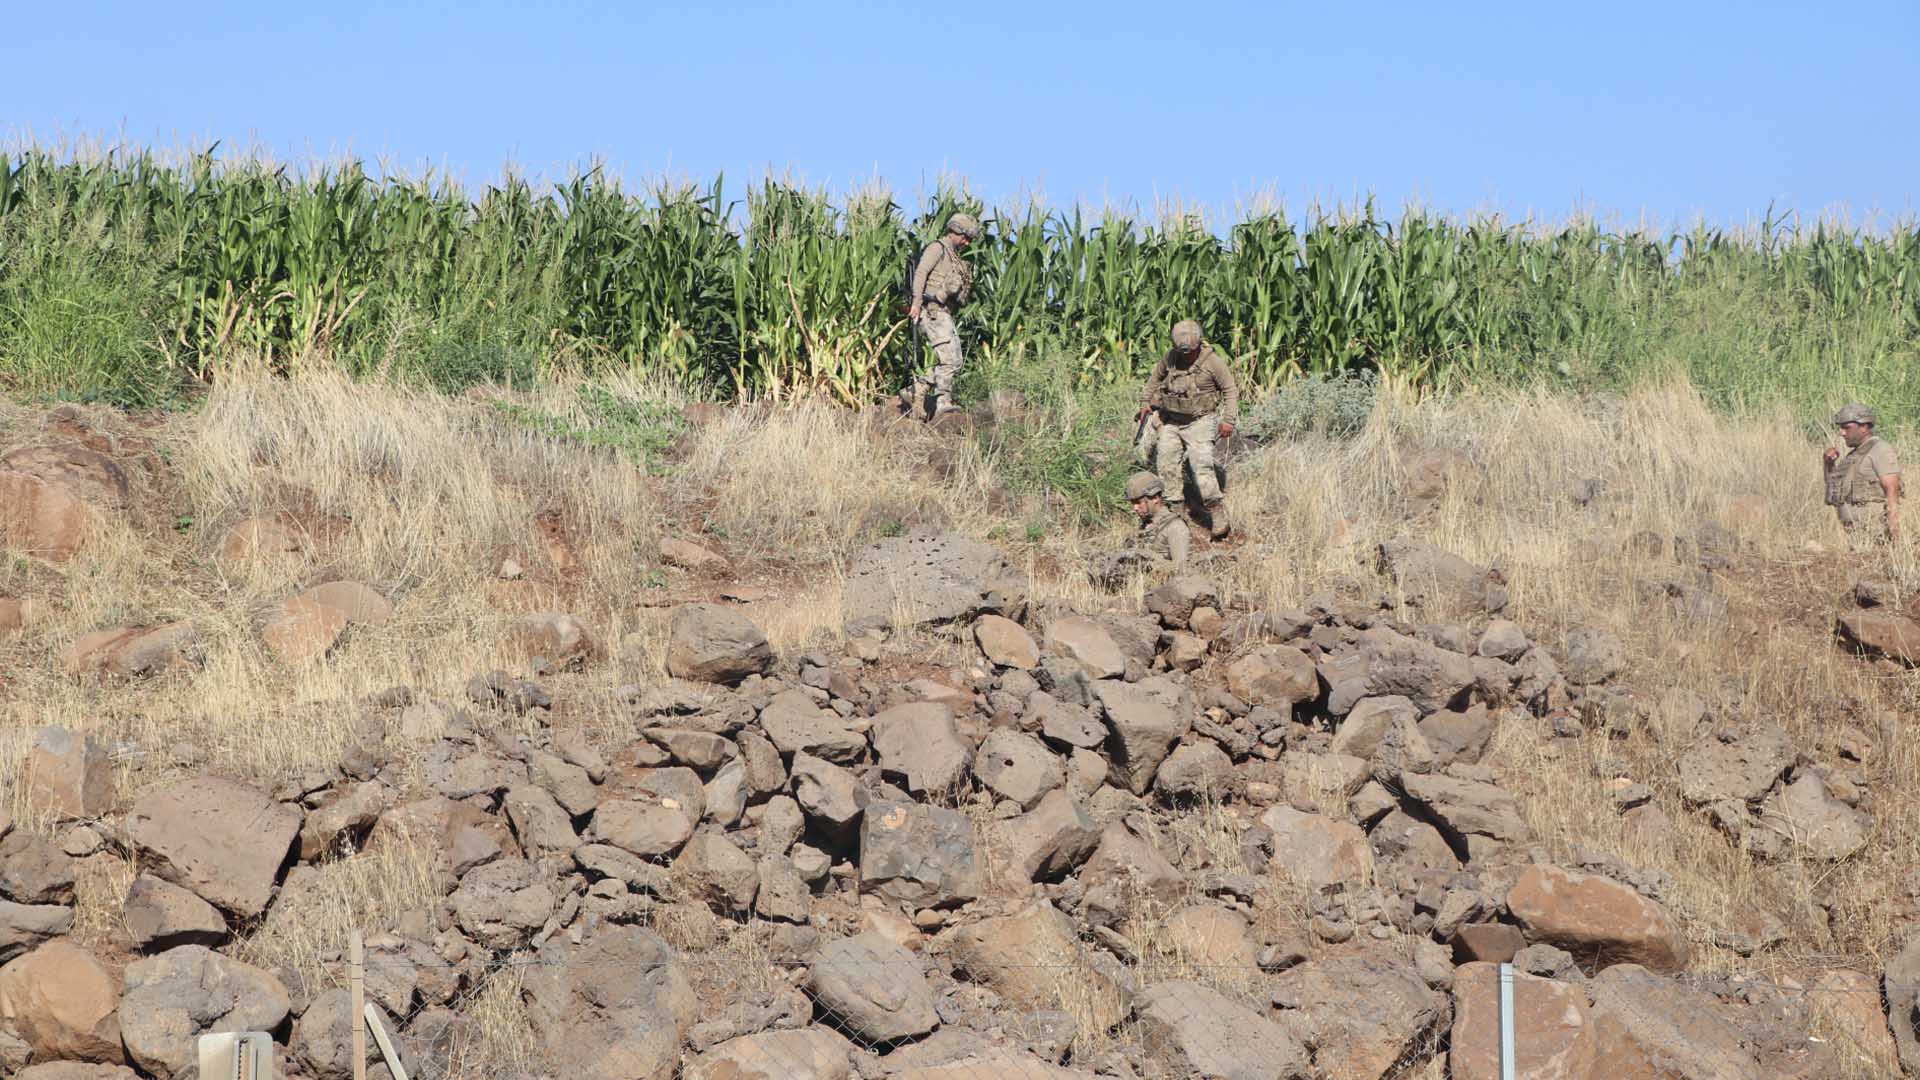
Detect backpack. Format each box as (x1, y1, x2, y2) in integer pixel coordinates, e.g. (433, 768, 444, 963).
(901, 238, 948, 313)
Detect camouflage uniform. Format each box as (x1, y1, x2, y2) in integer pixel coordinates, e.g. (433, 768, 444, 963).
(910, 229, 976, 416)
(1143, 332, 1239, 511)
(1089, 507, 1191, 586)
(1826, 429, 1900, 542)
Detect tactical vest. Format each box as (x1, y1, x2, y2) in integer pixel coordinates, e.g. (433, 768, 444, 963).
(1827, 438, 1889, 507)
(1154, 359, 1222, 417)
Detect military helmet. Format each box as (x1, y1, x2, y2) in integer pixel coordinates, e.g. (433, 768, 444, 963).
(1171, 319, 1204, 351)
(1125, 472, 1164, 501)
(1833, 402, 1878, 426)
(946, 213, 982, 240)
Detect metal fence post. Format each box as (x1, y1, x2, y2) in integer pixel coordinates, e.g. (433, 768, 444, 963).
(1499, 961, 1517, 1080)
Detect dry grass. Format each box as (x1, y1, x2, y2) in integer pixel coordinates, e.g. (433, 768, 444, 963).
(4, 372, 1917, 1003)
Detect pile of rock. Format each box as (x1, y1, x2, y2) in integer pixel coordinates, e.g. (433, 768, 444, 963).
(0, 531, 1904, 1080)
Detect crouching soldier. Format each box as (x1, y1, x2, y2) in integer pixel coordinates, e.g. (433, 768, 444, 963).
(1089, 472, 1192, 587)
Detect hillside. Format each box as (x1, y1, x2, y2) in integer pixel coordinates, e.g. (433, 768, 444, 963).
(2, 374, 1918, 1080)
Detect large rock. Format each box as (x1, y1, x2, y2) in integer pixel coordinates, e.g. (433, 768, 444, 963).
(759, 690, 867, 764)
(1159, 904, 1257, 972)
(63, 623, 200, 678)
(262, 581, 392, 662)
(1377, 540, 1507, 613)
(1154, 741, 1235, 801)
(672, 833, 760, 912)
(842, 531, 1028, 634)
(1269, 954, 1447, 1080)
(1891, 936, 1920, 1074)
(1079, 823, 1184, 907)
(507, 611, 601, 668)
(1258, 805, 1371, 890)
(0, 901, 72, 964)
(1225, 645, 1318, 706)
(23, 726, 114, 819)
(1677, 726, 1794, 805)
(685, 1029, 856, 1080)
(1562, 626, 1625, 685)
(667, 603, 773, 684)
(974, 615, 1039, 670)
(0, 941, 123, 1063)
(122, 875, 228, 951)
(15, 1066, 140, 1080)
(1358, 627, 1476, 712)
(1136, 980, 1309, 1080)
(972, 730, 1063, 809)
(1837, 610, 1920, 664)
(123, 776, 302, 917)
(807, 932, 939, 1043)
(859, 802, 980, 908)
(591, 799, 694, 858)
(1331, 696, 1418, 760)
(1399, 771, 1532, 849)
(949, 901, 1129, 1033)
(791, 753, 864, 836)
(1506, 865, 1688, 972)
(119, 946, 290, 1080)
(522, 926, 696, 1080)
(1758, 772, 1869, 860)
(1093, 680, 1189, 795)
(1, 445, 129, 508)
(1450, 961, 1596, 1080)
(1810, 968, 1897, 1073)
(872, 703, 973, 795)
(989, 789, 1100, 882)
(0, 470, 97, 561)
(1046, 616, 1129, 679)
(294, 989, 396, 1080)
(0, 834, 76, 905)
(449, 858, 556, 950)
(298, 780, 391, 861)
(1585, 965, 1764, 1079)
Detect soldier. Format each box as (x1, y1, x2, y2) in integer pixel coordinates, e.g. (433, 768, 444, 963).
(1823, 403, 1901, 543)
(1089, 472, 1191, 586)
(904, 213, 980, 420)
(1140, 319, 1238, 538)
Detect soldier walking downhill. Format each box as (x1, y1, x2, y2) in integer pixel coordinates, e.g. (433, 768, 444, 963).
(1823, 403, 1902, 544)
(904, 213, 980, 421)
(1140, 319, 1238, 538)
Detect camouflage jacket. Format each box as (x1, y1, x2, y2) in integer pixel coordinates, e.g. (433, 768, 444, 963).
(1144, 346, 1238, 423)
(911, 237, 973, 310)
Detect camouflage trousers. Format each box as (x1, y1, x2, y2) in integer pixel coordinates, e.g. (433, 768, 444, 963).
(1836, 502, 1893, 549)
(913, 305, 965, 409)
(1156, 412, 1223, 506)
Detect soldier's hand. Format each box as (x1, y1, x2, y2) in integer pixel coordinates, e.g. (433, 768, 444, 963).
(1824, 446, 1840, 465)
(1218, 420, 1236, 439)
(1137, 405, 1152, 421)
(908, 303, 921, 321)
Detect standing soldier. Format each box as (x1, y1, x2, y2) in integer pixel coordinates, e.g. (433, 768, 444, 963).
(1140, 319, 1238, 538)
(904, 213, 980, 421)
(1824, 403, 1901, 543)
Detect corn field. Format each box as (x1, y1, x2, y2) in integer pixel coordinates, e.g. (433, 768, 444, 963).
(3, 145, 1919, 411)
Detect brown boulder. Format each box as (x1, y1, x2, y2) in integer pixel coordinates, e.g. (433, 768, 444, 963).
(1269, 953, 1447, 1080)
(660, 537, 729, 572)
(1, 445, 128, 507)
(23, 726, 114, 819)
(263, 580, 391, 662)
(522, 926, 695, 1080)
(0, 941, 123, 1063)
(507, 612, 601, 668)
(1226, 644, 1318, 706)
(0, 471, 98, 561)
(1507, 865, 1687, 972)
(807, 932, 939, 1043)
(1136, 980, 1309, 1080)
(1046, 615, 1129, 678)
(872, 703, 973, 795)
(63, 623, 199, 678)
(684, 1029, 854, 1080)
(119, 946, 290, 1080)
(1837, 610, 1920, 664)
(668, 603, 774, 684)
(1450, 961, 1596, 1080)
(974, 614, 1039, 669)
(122, 875, 228, 952)
(218, 515, 307, 560)
(1258, 805, 1371, 890)
(1586, 964, 1764, 1079)
(948, 901, 1129, 1033)
(0, 901, 72, 964)
(1810, 968, 1897, 1073)
(124, 776, 303, 917)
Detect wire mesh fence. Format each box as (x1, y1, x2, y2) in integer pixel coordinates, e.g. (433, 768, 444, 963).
(315, 925, 1913, 1080)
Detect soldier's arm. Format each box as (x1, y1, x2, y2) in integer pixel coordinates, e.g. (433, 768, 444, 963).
(1210, 351, 1240, 424)
(910, 241, 942, 304)
(1167, 521, 1190, 566)
(1878, 444, 1903, 536)
(1142, 354, 1170, 406)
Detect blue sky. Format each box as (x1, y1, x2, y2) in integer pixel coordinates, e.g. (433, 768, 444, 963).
(14, 0, 1918, 228)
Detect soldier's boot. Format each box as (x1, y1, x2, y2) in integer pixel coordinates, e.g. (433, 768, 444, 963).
(1206, 501, 1231, 540)
(902, 379, 935, 420)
